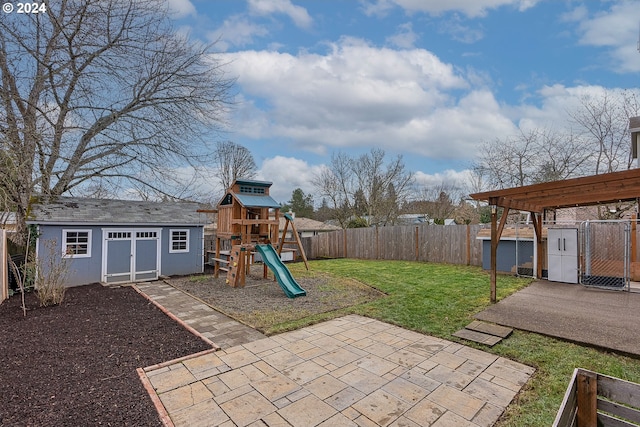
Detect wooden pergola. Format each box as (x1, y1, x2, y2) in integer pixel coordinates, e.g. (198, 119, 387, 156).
(470, 168, 640, 303)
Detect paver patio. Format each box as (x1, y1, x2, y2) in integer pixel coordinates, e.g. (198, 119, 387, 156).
(140, 314, 534, 427)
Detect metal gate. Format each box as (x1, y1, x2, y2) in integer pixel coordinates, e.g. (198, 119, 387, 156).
(580, 220, 631, 290)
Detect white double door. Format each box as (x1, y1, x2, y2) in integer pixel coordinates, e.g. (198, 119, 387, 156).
(102, 228, 161, 284)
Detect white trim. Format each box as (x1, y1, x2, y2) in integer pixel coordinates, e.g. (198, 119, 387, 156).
(62, 229, 92, 258)
(169, 229, 189, 253)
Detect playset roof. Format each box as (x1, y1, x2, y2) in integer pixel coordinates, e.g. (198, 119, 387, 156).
(234, 193, 281, 209)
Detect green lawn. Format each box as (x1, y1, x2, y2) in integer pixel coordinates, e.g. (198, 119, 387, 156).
(285, 259, 640, 427)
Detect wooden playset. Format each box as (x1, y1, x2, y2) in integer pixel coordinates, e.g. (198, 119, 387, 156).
(211, 179, 307, 295)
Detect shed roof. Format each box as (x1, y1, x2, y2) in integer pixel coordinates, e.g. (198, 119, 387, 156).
(470, 168, 640, 214)
(27, 197, 207, 226)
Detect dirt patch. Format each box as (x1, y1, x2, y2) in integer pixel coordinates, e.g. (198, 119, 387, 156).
(0, 285, 211, 427)
(167, 265, 385, 332)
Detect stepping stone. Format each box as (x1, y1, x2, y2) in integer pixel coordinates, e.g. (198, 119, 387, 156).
(452, 329, 502, 346)
(465, 320, 513, 338)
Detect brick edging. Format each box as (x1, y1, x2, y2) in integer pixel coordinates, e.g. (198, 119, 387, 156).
(137, 368, 174, 427)
(132, 284, 221, 350)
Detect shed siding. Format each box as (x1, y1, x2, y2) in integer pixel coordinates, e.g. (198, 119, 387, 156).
(481, 239, 534, 274)
(38, 225, 103, 286)
(37, 225, 204, 287)
(160, 227, 204, 276)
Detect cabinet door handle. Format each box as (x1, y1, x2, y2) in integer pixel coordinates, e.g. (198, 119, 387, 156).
(563, 238, 566, 251)
(558, 238, 561, 251)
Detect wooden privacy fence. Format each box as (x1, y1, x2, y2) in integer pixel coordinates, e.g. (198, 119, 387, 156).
(300, 224, 487, 266)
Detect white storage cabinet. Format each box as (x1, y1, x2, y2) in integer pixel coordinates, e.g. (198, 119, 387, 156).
(547, 228, 579, 284)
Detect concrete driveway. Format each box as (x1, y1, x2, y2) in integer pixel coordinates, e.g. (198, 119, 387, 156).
(475, 280, 640, 356)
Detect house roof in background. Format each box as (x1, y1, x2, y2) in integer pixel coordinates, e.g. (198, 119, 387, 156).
(279, 216, 340, 232)
(27, 197, 207, 226)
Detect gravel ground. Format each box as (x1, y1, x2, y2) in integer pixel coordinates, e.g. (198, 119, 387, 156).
(168, 265, 385, 332)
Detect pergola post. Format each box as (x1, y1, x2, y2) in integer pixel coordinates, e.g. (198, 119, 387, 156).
(490, 203, 498, 303)
(489, 198, 511, 303)
(531, 212, 544, 279)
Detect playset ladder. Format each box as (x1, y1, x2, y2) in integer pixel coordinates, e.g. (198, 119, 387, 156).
(226, 245, 250, 288)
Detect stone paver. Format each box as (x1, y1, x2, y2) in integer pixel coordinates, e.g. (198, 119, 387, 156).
(136, 281, 266, 348)
(136, 281, 534, 427)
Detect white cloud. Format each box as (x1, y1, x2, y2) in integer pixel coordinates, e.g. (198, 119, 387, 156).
(510, 83, 615, 132)
(360, 0, 395, 17)
(248, 0, 313, 29)
(559, 5, 588, 23)
(386, 22, 419, 49)
(256, 156, 324, 203)
(364, 0, 539, 18)
(438, 16, 485, 44)
(222, 38, 514, 161)
(235, 80, 622, 206)
(209, 15, 269, 50)
(414, 169, 473, 189)
(165, 0, 196, 18)
(572, 1, 640, 73)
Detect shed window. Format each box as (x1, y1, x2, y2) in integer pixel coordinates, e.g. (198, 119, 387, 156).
(63, 230, 92, 258)
(170, 229, 189, 253)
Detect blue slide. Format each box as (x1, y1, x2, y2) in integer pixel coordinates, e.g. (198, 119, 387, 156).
(255, 244, 307, 298)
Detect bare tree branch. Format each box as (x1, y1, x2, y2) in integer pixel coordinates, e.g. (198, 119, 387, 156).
(313, 149, 413, 228)
(213, 141, 257, 192)
(0, 0, 235, 240)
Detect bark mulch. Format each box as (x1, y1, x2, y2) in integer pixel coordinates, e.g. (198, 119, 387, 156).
(0, 284, 212, 427)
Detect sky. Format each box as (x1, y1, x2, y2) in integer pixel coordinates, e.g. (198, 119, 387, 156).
(167, 0, 640, 204)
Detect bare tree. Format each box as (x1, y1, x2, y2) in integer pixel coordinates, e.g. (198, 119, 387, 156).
(352, 149, 413, 226)
(570, 89, 639, 174)
(568, 89, 640, 218)
(412, 181, 460, 224)
(313, 148, 413, 228)
(0, 0, 234, 242)
(532, 129, 591, 183)
(473, 127, 591, 190)
(213, 141, 257, 191)
(313, 152, 354, 228)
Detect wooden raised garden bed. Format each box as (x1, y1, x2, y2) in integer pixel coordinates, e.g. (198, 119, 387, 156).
(553, 368, 640, 427)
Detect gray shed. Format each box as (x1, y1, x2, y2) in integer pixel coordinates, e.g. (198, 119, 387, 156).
(27, 197, 207, 286)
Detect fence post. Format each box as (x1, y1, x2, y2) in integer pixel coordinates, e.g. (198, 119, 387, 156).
(415, 226, 419, 261)
(576, 370, 597, 427)
(466, 224, 471, 266)
(343, 229, 347, 258)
